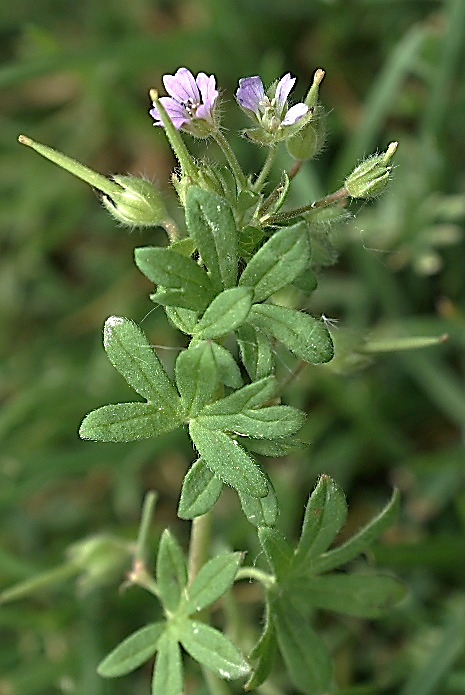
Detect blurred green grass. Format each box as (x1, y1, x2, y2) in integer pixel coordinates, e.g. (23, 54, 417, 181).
(1, 0, 465, 693)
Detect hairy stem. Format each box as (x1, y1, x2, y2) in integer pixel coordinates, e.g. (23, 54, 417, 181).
(214, 131, 247, 189)
(253, 148, 276, 192)
(263, 186, 348, 225)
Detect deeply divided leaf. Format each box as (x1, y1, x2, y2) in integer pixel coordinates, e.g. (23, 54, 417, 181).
(193, 287, 253, 340)
(197, 405, 306, 440)
(236, 324, 274, 380)
(178, 458, 223, 520)
(79, 402, 182, 442)
(209, 342, 243, 388)
(184, 553, 242, 614)
(197, 376, 276, 417)
(238, 472, 278, 527)
(97, 622, 165, 677)
(246, 601, 277, 690)
(258, 527, 293, 582)
(185, 186, 239, 291)
(156, 529, 188, 613)
(103, 317, 180, 411)
(175, 341, 219, 416)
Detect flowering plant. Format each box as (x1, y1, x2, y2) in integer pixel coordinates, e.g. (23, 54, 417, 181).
(14, 64, 424, 695)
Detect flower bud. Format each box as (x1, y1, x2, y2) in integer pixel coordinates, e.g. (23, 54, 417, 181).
(100, 175, 168, 227)
(345, 142, 398, 199)
(286, 106, 326, 160)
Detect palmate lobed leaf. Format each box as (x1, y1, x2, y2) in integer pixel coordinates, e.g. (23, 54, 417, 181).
(97, 622, 165, 677)
(79, 402, 182, 442)
(175, 341, 220, 417)
(197, 376, 276, 416)
(193, 287, 253, 339)
(184, 552, 243, 614)
(238, 471, 278, 527)
(177, 458, 223, 520)
(236, 324, 274, 380)
(197, 405, 306, 440)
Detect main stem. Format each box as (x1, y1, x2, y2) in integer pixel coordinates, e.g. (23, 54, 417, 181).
(187, 512, 212, 585)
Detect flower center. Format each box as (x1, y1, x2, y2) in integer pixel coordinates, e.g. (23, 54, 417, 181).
(182, 98, 200, 118)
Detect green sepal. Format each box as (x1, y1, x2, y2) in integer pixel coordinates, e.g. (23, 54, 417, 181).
(197, 376, 276, 416)
(311, 489, 400, 574)
(292, 475, 347, 571)
(97, 622, 165, 677)
(209, 342, 243, 388)
(178, 458, 223, 520)
(258, 527, 293, 582)
(239, 221, 310, 302)
(156, 529, 188, 613)
(151, 633, 183, 695)
(176, 619, 250, 680)
(134, 247, 215, 312)
(103, 316, 180, 412)
(175, 341, 220, 417)
(246, 601, 277, 690)
(236, 324, 274, 380)
(193, 287, 253, 340)
(79, 402, 182, 442)
(185, 186, 239, 291)
(289, 573, 406, 618)
(197, 405, 306, 440)
(249, 304, 334, 364)
(165, 306, 198, 335)
(271, 598, 332, 695)
(238, 472, 278, 527)
(189, 420, 268, 498)
(183, 553, 243, 614)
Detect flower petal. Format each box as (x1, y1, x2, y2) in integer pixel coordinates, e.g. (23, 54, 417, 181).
(281, 102, 308, 126)
(274, 73, 296, 113)
(150, 97, 190, 128)
(236, 76, 265, 113)
(196, 72, 219, 113)
(163, 67, 200, 104)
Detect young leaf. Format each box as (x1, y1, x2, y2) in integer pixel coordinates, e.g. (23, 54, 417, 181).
(289, 573, 406, 618)
(236, 324, 274, 380)
(197, 376, 276, 417)
(258, 528, 293, 582)
(311, 489, 400, 574)
(79, 402, 182, 442)
(151, 634, 183, 695)
(246, 601, 277, 690)
(165, 306, 198, 335)
(185, 186, 239, 291)
(193, 287, 253, 340)
(175, 342, 219, 416)
(210, 342, 243, 388)
(103, 317, 180, 412)
(249, 304, 334, 364)
(197, 405, 306, 440)
(292, 474, 347, 571)
(156, 529, 188, 613)
(178, 458, 223, 520)
(272, 598, 332, 695)
(189, 420, 268, 498)
(184, 552, 243, 614)
(177, 619, 250, 680)
(239, 221, 311, 302)
(238, 472, 278, 527)
(134, 247, 215, 312)
(97, 622, 165, 677)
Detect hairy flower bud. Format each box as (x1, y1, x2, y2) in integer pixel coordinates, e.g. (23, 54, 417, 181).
(100, 175, 168, 227)
(287, 69, 327, 161)
(345, 142, 398, 199)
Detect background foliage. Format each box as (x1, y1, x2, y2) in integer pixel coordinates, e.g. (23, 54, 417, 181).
(1, 0, 465, 693)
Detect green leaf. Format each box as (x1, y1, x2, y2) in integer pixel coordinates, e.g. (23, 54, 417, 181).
(210, 342, 243, 388)
(103, 316, 180, 411)
(249, 304, 334, 364)
(177, 619, 250, 680)
(175, 342, 219, 416)
(311, 489, 400, 574)
(156, 530, 187, 613)
(151, 634, 183, 695)
(178, 458, 223, 520)
(240, 435, 306, 457)
(198, 376, 276, 416)
(79, 402, 182, 442)
(293, 475, 347, 571)
(246, 601, 277, 690)
(193, 287, 253, 340)
(184, 553, 243, 614)
(185, 186, 239, 291)
(239, 221, 311, 302)
(238, 472, 278, 527)
(165, 306, 198, 335)
(272, 598, 332, 695)
(197, 405, 306, 439)
(189, 420, 268, 498)
(258, 528, 293, 581)
(290, 573, 406, 618)
(135, 247, 215, 312)
(97, 622, 165, 677)
(236, 324, 274, 380)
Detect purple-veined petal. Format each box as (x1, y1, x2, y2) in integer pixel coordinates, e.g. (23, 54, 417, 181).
(150, 97, 190, 128)
(236, 76, 265, 113)
(274, 73, 296, 113)
(163, 67, 200, 104)
(196, 72, 219, 113)
(281, 102, 308, 126)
